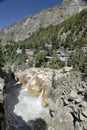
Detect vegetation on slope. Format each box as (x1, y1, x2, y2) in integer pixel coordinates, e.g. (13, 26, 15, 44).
(0, 9, 87, 72)
(15, 9, 87, 50)
(68, 48, 87, 73)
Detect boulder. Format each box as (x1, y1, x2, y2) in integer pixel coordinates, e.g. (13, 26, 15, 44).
(0, 84, 4, 92)
(64, 99, 70, 105)
(82, 109, 87, 118)
(75, 96, 82, 103)
(78, 87, 85, 93)
(64, 66, 73, 72)
(51, 99, 74, 130)
(75, 121, 82, 130)
(69, 90, 77, 100)
(51, 109, 74, 130)
(28, 76, 43, 96)
(79, 101, 87, 108)
(80, 112, 86, 121)
(0, 82, 4, 103)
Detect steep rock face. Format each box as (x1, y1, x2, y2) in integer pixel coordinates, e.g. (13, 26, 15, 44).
(0, 0, 87, 44)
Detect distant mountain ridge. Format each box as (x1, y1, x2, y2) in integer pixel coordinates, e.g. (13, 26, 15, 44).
(0, 0, 87, 45)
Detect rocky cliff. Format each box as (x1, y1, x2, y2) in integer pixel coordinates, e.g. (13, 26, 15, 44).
(0, 0, 87, 45)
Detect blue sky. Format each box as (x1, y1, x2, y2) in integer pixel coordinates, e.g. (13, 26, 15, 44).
(0, 0, 63, 30)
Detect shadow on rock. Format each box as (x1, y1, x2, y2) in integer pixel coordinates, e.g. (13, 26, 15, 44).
(3, 74, 47, 130)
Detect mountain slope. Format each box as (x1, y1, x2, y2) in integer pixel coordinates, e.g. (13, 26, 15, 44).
(0, 0, 87, 45)
(14, 9, 87, 50)
(2, 8, 87, 72)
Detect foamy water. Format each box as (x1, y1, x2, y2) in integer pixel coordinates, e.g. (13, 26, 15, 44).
(13, 86, 49, 122)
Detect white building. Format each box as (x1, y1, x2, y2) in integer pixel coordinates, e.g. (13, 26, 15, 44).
(16, 48, 22, 54)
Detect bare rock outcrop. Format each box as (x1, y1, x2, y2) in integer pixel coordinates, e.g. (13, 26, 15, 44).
(3, 67, 72, 130)
(2, 68, 87, 130)
(52, 71, 87, 130)
(0, 0, 87, 45)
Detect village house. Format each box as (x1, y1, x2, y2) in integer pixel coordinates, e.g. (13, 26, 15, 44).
(25, 49, 34, 60)
(56, 50, 69, 61)
(16, 48, 22, 54)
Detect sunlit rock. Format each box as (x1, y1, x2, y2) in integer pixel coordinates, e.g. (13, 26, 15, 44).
(4, 67, 74, 129)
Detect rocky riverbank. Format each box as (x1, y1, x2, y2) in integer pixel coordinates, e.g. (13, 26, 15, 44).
(50, 71, 87, 130)
(0, 68, 87, 130)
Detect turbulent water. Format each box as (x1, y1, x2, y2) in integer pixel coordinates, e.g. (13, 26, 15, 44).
(14, 85, 49, 122)
(4, 81, 49, 130)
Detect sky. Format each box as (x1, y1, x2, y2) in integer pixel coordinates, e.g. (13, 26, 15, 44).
(0, 0, 63, 30)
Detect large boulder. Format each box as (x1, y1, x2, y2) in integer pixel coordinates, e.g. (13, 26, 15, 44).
(51, 99, 74, 130)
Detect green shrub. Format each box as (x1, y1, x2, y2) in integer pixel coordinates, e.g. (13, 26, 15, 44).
(68, 48, 87, 73)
